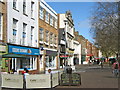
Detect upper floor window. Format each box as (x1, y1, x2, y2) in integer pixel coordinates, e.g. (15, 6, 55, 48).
(31, 26, 34, 45)
(50, 33, 53, 44)
(13, 0, 17, 9)
(12, 18, 18, 43)
(45, 30, 49, 43)
(45, 11, 49, 23)
(22, 23, 27, 45)
(0, 13, 3, 40)
(0, 0, 3, 2)
(40, 7, 44, 20)
(50, 15, 53, 26)
(31, 1, 34, 18)
(39, 28, 44, 41)
(54, 35, 57, 45)
(23, 0, 26, 14)
(54, 18, 57, 29)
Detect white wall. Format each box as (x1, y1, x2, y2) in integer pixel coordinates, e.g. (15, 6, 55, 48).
(40, 0, 58, 19)
(73, 40, 81, 65)
(7, 0, 39, 47)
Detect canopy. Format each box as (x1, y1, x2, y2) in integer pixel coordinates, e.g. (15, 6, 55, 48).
(2, 54, 27, 58)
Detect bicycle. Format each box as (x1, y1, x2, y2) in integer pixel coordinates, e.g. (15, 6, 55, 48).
(113, 69, 119, 78)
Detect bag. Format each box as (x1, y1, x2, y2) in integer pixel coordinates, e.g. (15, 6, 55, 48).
(115, 64, 118, 69)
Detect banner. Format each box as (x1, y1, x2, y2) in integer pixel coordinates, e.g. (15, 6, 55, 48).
(52, 73, 59, 87)
(1, 74, 23, 88)
(26, 74, 51, 89)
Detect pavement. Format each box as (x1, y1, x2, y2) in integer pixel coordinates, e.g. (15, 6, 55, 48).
(56, 64, 119, 88)
(1, 64, 120, 90)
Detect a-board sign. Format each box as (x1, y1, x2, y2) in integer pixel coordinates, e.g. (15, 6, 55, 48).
(60, 73, 81, 86)
(71, 73, 81, 85)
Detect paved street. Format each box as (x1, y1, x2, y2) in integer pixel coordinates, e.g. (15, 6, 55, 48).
(1, 64, 119, 90)
(56, 64, 119, 88)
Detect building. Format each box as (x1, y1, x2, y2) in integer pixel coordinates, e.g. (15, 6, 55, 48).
(86, 39, 93, 63)
(79, 35, 87, 64)
(58, 14, 66, 68)
(58, 11, 74, 66)
(39, 0, 58, 72)
(0, 0, 7, 71)
(73, 30, 81, 65)
(5, 0, 39, 73)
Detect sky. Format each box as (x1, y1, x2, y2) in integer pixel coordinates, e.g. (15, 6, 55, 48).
(45, 2, 96, 43)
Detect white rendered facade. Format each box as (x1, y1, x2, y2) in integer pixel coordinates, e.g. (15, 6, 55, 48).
(7, 0, 39, 71)
(73, 40, 81, 65)
(7, 0, 39, 47)
(59, 12, 74, 66)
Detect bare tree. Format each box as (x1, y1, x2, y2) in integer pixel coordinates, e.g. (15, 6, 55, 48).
(90, 2, 119, 58)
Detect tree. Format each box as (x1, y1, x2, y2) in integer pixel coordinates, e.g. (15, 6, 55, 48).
(90, 2, 119, 58)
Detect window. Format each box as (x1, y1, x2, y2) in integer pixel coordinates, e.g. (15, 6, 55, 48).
(0, 13, 3, 40)
(23, 0, 26, 14)
(54, 19, 57, 29)
(22, 23, 27, 45)
(31, 2, 34, 18)
(39, 28, 44, 41)
(54, 35, 57, 45)
(31, 26, 34, 46)
(13, 19, 18, 43)
(45, 11, 49, 23)
(50, 15, 53, 26)
(45, 30, 49, 43)
(0, 0, 3, 2)
(50, 33, 53, 44)
(40, 7, 44, 20)
(13, 0, 17, 9)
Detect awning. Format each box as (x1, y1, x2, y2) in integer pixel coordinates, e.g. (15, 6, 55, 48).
(2, 54, 27, 58)
(87, 54, 93, 56)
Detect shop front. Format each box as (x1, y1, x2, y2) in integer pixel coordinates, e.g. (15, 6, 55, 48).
(59, 54, 69, 68)
(45, 50, 57, 70)
(3, 44, 40, 74)
(67, 49, 74, 66)
(73, 54, 79, 65)
(0, 45, 8, 71)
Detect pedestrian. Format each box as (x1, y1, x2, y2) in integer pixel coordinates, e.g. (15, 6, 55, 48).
(99, 60, 103, 68)
(23, 69, 29, 89)
(112, 60, 119, 77)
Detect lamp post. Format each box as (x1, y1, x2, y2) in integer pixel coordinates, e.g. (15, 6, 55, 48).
(64, 20, 67, 67)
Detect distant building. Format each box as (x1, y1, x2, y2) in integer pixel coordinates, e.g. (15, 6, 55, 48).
(79, 35, 87, 64)
(73, 30, 81, 65)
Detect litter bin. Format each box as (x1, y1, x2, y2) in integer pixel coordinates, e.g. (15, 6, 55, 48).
(66, 67, 72, 74)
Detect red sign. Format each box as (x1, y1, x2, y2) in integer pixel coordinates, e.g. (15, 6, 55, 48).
(60, 55, 69, 57)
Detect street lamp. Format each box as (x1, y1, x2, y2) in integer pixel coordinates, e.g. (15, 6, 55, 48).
(64, 20, 67, 67)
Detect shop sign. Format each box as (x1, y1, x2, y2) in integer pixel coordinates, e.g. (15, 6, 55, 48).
(8, 45, 40, 55)
(0, 45, 6, 52)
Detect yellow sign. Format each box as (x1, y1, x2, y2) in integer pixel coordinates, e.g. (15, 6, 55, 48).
(0, 46, 6, 52)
